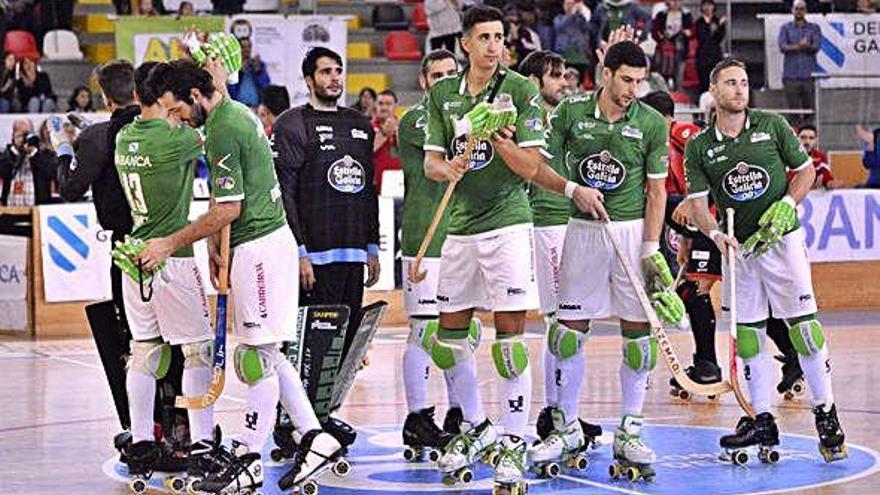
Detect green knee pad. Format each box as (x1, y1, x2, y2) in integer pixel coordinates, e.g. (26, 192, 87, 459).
(735, 323, 765, 359)
(623, 336, 658, 373)
(234, 344, 278, 385)
(429, 322, 481, 369)
(787, 316, 826, 356)
(492, 339, 529, 379)
(130, 339, 171, 379)
(547, 322, 587, 359)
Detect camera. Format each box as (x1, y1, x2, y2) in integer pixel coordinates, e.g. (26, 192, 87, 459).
(24, 132, 39, 148)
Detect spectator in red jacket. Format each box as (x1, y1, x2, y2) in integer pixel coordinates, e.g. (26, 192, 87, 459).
(795, 125, 844, 189)
(371, 89, 400, 194)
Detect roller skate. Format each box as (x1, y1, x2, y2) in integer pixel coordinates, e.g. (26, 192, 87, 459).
(270, 423, 298, 463)
(536, 406, 603, 448)
(529, 409, 588, 479)
(167, 426, 228, 494)
(278, 430, 348, 495)
(814, 404, 848, 462)
(719, 413, 781, 466)
(191, 441, 263, 494)
(125, 440, 160, 494)
(323, 417, 357, 455)
(609, 416, 656, 482)
(775, 353, 806, 401)
(669, 356, 722, 401)
(402, 406, 452, 462)
(438, 418, 497, 486)
(443, 406, 463, 435)
(492, 435, 528, 495)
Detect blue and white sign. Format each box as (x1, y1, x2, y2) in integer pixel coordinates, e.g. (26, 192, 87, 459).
(0, 234, 28, 331)
(799, 189, 880, 263)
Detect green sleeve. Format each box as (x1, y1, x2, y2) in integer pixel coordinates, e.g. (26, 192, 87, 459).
(514, 80, 547, 148)
(423, 85, 448, 154)
(207, 126, 244, 202)
(645, 116, 669, 179)
(774, 114, 811, 171)
(177, 126, 203, 164)
(542, 99, 568, 174)
(398, 109, 422, 150)
(684, 138, 709, 198)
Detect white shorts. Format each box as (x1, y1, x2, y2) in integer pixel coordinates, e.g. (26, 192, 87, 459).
(557, 218, 647, 322)
(534, 225, 566, 315)
(403, 257, 440, 317)
(230, 226, 299, 346)
(437, 224, 539, 313)
(721, 228, 817, 323)
(124, 256, 213, 345)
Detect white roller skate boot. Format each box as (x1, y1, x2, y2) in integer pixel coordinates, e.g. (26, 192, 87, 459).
(438, 419, 497, 485)
(278, 430, 347, 492)
(528, 409, 587, 477)
(609, 415, 656, 482)
(492, 434, 528, 494)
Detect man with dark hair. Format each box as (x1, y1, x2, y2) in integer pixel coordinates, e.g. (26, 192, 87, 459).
(796, 125, 842, 189)
(686, 57, 847, 464)
(778, 0, 821, 128)
(256, 84, 290, 136)
(533, 36, 682, 480)
(136, 59, 343, 493)
(373, 89, 400, 192)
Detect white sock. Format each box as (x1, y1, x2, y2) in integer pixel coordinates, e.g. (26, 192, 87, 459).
(619, 362, 649, 417)
(743, 351, 775, 415)
(182, 366, 214, 442)
(500, 363, 532, 438)
(799, 347, 834, 408)
(444, 370, 458, 408)
(277, 358, 321, 434)
(127, 369, 156, 443)
(556, 349, 585, 423)
(448, 353, 484, 425)
(238, 375, 280, 452)
(543, 344, 558, 407)
(403, 342, 431, 413)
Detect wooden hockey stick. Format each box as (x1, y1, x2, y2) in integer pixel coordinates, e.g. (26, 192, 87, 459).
(726, 208, 757, 417)
(408, 136, 476, 283)
(176, 224, 230, 409)
(605, 223, 732, 396)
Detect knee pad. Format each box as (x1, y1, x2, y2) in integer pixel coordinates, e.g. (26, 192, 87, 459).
(182, 340, 213, 369)
(492, 339, 530, 379)
(430, 323, 480, 370)
(786, 315, 826, 356)
(234, 344, 279, 385)
(408, 318, 438, 352)
(130, 339, 171, 379)
(623, 336, 658, 373)
(547, 322, 587, 359)
(735, 322, 766, 359)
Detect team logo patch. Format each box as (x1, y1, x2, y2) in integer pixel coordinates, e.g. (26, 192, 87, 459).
(351, 129, 369, 140)
(578, 150, 626, 190)
(128, 142, 138, 153)
(750, 131, 772, 143)
(215, 176, 235, 190)
(452, 135, 494, 171)
(525, 117, 543, 132)
(722, 162, 771, 201)
(327, 155, 366, 193)
(621, 125, 643, 140)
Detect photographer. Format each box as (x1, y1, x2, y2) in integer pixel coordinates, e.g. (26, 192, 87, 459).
(0, 119, 58, 206)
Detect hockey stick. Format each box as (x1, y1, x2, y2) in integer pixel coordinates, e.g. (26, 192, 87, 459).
(725, 208, 757, 417)
(176, 224, 230, 409)
(605, 222, 732, 396)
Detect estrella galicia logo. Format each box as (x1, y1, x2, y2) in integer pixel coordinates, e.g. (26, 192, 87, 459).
(578, 150, 626, 190)
(47, 214, 90, 273)
(327, 155, 365, 193)
(722, 162, 770, 201)
(452, 135, 494, 171)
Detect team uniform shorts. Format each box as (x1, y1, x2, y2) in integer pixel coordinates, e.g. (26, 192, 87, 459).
(437, 223, 539, 313)
(402, 256, 440, 317)
(230, 226, 299, 346)
(721, 228, 817, 323)
(534, 224, 567, 315)
(124, 256, 213, 345)
(557, 218, 647, 322)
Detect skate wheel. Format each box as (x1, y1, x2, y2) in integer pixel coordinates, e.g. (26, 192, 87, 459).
(574, 455, 589, 471)
(626, 466, 640, 482)
(458, 467, 473, 484)
(402, 448, 416, 462)
(302, 480, 319, 495)
(732, 450, 749, 466)
(766, 450, 780, 464)
(609, 463, 622, 479)
(332, 458, 351, 477)
(428, 449, 440, 462)
(129, 478, 147, 493)
(679, 390, 691, 401)
(270, 448, 284, 462)
(708, 394, 718, 401)
(485, 450, 499, 466)
(167, 477, 186, 493)
(792, 381, 805, 396)
(186, 478, 202, 495)
(669, 388, 679, 398)
(543, 462, 560, 478)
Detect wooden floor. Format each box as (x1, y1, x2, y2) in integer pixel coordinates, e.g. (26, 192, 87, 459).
(2, 311, 880, 494)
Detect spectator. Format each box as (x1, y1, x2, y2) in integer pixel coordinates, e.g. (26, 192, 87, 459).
(0, 118, 58, 206)
(352, 87, 376, 117)
(372, 89, 400, 194)
(651, 0, 693, 89)
(856, 0, 878, 13)
(16, 57, 56, 113)
(534, 0, 562, 50)
(227, 37, 270, 108)
(426, 0, 462, 54)
(563, 66, 585, 95)
(695, 0, 726, 94)
(5, 1, 39, 35)
(36, 0, 75, 32)
(504, 4, 542, 68)
(592, 0, 652, 43)
(857, 125, 880, 188)
(796, 125, 844, 189)
(177, 1, 194, 17)
(0, 53, 16, 113)
(211, 0, 243, 15)
(67, 86, 94, 112)
(113, 0, 131, 14)
(554, 0, 595, 77)
(257, 84, 290, 137)
(778, 0, 821, 128)
(137, 0, 160, 16)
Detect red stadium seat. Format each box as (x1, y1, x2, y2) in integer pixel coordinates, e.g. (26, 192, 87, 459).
(4, 30, 39, 60)
(385, 31, 422, 61)
(670, 91, 693, 105)
(411, 4, 428, 31)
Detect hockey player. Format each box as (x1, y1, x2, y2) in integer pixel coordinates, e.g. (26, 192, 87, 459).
(135, 59, 343, 493)
(533, 40, 685, 481)
(685, 58, 847, 463)
(517, 49, 603, 446)
(397, 49, 469, 458)
(113, 61, 215, 489)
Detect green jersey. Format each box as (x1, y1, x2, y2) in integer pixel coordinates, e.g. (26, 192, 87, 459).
(529, 110, 570, 227)
(399, 99, 449, 258)
(424, 67, 546, 235)
(205, 97, 287, 247)
(115, 117, 201, 257)
(544, 91, 669, 222)
(684, 109, 810, 242)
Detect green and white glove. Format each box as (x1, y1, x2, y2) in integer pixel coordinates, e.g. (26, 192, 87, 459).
(112, 235, 164, 283)
(742, 195, 797, 259)
(651, 289, 686, 325)
(184, 31, 243, 75)
(641, 242, 685, 325)
(454, 100, 519, 140)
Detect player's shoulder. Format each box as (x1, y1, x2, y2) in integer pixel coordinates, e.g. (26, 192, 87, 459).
(634, 100, 666, 128)
(275, 104, 305, 126)
(430, 72, 461, 95)
(399, 101, 426, 127)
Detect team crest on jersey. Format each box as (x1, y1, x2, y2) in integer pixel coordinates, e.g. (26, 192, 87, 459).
(327, 155, 365, 193)
(452, 135, 494, 170)
(128, 142, 138, 153)
(621, 125, 643, 140)
(578, 150, 626, 190)
(525, 117, 543, 132)
(723, 162, 770, 201)
(216, 176, 235, 190)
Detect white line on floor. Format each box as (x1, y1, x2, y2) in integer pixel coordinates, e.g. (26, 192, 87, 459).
(558, 474, 648, 495)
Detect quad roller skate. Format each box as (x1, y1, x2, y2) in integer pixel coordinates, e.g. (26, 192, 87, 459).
(166, 426, 228, 494)
(492, 435, 528, 495)
(536, 406, 603, 449)
(191, 441, 264, 494)
(443, 406, 463, 435)
(402, 406, 452, 462)
(669, 357, 722, 401)
(438, 419, 498, 486)
(719, 413, 781, 466)
(323, 417, 357, 455)
(529, 409, 589, 479)
(125, 440, 160, 494)
(278, 430, 348, 495)
(775, 353, 806, 401)
(609, 416, 656, 482)
(270, 423, 298, 463)
(814, 404, 848, 462)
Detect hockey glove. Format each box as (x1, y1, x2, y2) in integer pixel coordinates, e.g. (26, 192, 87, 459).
(651, 289, 686, 326)
(184, 31, 243, 75)
(742, 196, 797, 259)
(112, 235, 164, 283)
(454, 100, 519, 140)
(642, 245, 685, 326)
